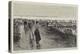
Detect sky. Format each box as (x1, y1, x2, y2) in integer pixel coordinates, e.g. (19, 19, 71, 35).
(12, 1, 77, 20)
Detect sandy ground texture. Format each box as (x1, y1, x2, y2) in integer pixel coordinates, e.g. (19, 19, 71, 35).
(13, 25, 76, 51)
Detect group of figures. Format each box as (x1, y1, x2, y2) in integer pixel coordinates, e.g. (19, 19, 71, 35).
(25, 21, 41, 49)
(14, 19, 41, 50)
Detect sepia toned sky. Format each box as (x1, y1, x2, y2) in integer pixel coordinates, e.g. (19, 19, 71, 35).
(12, 1, 78, 19)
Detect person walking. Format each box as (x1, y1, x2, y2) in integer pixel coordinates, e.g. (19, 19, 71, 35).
(24, 21, 27, 34)
(34, 21, 41, 49)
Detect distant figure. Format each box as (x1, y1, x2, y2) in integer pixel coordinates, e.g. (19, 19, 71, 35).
(24, 21, 27, 34)
(34, 21, 41, 49)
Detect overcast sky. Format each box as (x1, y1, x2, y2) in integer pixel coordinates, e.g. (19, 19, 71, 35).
(12, 1, 77, 20)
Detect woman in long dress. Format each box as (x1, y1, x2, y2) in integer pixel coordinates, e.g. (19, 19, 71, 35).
(34, 21, 41, 49)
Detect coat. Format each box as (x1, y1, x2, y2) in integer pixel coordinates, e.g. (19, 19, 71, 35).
(34, 28, 41, 41)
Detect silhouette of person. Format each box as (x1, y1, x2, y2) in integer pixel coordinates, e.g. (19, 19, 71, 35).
(34, 21, 41, 49)
(24, 21, 27, 34)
